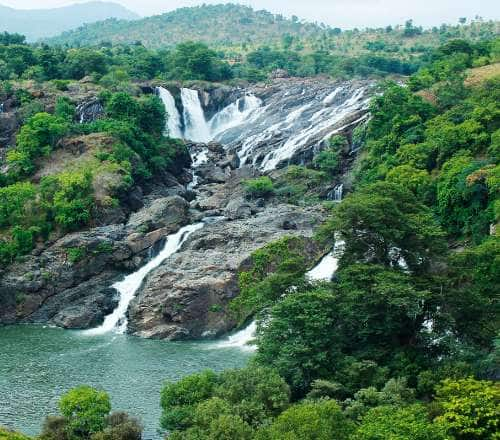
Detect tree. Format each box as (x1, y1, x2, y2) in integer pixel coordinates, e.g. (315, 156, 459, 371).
(256, 288, 342, 396)
(214, 366, 290, 427)
(58, 386, 111, 438)
(160, 370, 218, 431)
(7, 112, 68, 176)
(320, 182, 446, 273)
(243, 176, 274, 199)
(435, 378, 500, 439)
(256, 400, 355, 440)
(353, 404, 448, 439)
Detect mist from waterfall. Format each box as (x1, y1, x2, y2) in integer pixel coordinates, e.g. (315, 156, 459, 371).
(84, 223, 204, 336)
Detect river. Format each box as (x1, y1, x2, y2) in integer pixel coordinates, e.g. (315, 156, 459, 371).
(0, 325, 251, 438)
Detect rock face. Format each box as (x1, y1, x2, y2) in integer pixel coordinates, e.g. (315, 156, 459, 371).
(0, 195, 190, 328)
(128, 205, 324, 340)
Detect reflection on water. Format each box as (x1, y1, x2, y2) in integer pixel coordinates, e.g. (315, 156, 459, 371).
(0, 325, 250, 439)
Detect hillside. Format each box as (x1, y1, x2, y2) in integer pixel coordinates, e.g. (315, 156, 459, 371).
(47, 3, 326, 48)
(0, 1, 139, 41)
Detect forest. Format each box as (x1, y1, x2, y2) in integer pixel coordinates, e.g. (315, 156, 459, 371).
(0, 9, 499, 440)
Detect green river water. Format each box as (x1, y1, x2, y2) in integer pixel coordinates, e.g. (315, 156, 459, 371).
(0, 325, 251, 438)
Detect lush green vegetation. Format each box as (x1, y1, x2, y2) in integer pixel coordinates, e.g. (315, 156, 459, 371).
(0, 84, 188, 266)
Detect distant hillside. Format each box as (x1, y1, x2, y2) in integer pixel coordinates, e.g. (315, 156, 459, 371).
(0, 1, 139, 41)
(46, 3, 326, 48)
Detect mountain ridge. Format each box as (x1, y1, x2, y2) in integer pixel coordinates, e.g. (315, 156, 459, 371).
(46, 3, 326, 48)
(0, 1, 139, 41)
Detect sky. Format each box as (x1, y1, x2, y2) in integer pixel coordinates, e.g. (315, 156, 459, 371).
(1, 0, 499, 28)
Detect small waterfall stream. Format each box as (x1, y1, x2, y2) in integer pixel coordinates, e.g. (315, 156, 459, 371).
(85, 223, 204, 336)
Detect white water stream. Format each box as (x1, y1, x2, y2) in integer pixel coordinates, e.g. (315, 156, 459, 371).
(157, 87, 183, 138)
(85, 223, 204, 336)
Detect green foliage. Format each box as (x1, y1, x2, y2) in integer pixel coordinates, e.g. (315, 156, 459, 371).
(162, 366, 290, 438)
(58, 386, 111, 438)
(54, 97, 75, 122)
(161, 370, 218, 430)
(243, 176, 275, 199)
(313, 135, 345, 176)
(0, 427, 31, 440)
(255, 263, 434, 397)
(164, 42, 232, 81)
(46, 169, 94, 230)
(256, 400, 355, 440)
(274, 166, 326, 205)
(7, 112, 68, 177)
(66, 247, 87, 264)
(91, 412, 142, 440)
(435, 378, 500, 439)
(437, 154, 493, 241)
(319, 182, 446, 273)
(231, 236, 309, 321)
(353, 404, 448, 439)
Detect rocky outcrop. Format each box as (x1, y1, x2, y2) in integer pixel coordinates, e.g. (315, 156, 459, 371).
(128, 205, 325, 340)
(0, 195, 191, 328)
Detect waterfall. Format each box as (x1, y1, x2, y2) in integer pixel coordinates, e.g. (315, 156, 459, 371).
(210, 95, 262, 138)
(157, 87, 183, 139)
(212, 321, 257, 351)
(327, 184, 344, 202)
(306, 253, 339, 282)
(84, 223, 204, 336)
(181, 88, 211, 143)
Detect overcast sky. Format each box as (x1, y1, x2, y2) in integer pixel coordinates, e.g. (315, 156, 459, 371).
(1, 0, 499, 28)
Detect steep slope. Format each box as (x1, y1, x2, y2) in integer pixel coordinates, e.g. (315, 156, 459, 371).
(46, 3, 325, 48)
(0, 1, 139, 41)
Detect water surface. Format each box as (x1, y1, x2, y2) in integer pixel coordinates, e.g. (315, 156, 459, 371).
(0, 325, 251, 438)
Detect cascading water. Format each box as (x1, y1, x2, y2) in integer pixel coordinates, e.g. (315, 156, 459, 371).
(157, 87, 183, 138)
(85, 223, 204, 336)
(306, 253, 339, 281)
(212, 321, 257, 351)
(327, 184, 344, 202)
(181, 88, 211, 142)
(210, 95, 262, 138)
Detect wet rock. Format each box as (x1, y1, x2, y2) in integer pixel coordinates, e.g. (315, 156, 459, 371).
(128, 205, 325, 340)
(127, 196, 189, 234)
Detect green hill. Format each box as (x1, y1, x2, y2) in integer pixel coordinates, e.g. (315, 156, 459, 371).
(0, 1, 139, 42)
(46, 3, 326, 48)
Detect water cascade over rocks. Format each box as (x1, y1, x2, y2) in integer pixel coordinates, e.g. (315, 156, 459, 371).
(212, 321, 257, 351)
(157, 87, 183, 138)
(213, 80, 371, 170)
(85, 223, 204, 335)
(181, 88, 212, 142)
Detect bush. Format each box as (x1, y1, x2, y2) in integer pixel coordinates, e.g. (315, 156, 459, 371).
(435, 378, 500, 439)
(59, 386, 111, 438)
(256, 400, 354, 440)
(244, 176, 274, 199)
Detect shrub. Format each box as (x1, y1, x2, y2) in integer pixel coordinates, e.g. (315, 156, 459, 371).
(59, 386, 111, 438)
(244, 176, 274, 199)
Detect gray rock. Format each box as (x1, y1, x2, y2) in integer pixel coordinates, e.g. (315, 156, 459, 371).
(127, 196, 189, 234)
(127, 205, 325, 340)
